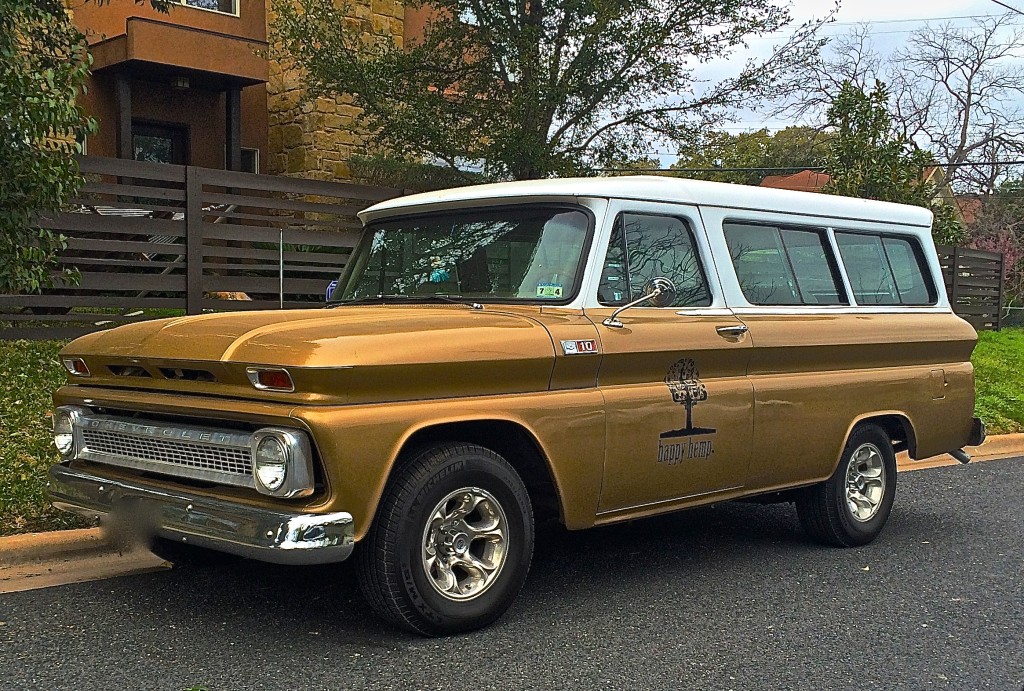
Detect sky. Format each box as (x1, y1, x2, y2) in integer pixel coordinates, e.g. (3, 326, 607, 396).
(646, 0, 1024, 165)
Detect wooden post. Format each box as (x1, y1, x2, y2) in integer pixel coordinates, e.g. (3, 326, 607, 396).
(225, 88, 242, 172)
(949, 246, 960, 308)
(996, 251, 1005, 331)
(185, 166, 203, 315)
(115, 74, 133, 161)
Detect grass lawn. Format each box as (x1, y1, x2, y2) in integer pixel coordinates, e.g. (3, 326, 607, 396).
(973, 328, 1024, 435)
(1, 328, 1022, 536)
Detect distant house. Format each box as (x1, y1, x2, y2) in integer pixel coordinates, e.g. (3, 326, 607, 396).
(758, 170, 832, 192)
(72, 1, 430, 179)
(759, 167, 966, 224)
(954, 196, 984, 227)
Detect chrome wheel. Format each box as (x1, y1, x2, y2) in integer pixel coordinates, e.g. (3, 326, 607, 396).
(845, 442, 886, 522)
(421, 487, 509, 601)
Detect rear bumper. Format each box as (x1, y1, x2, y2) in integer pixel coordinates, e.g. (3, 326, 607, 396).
(968, 417, 987, 447)
(48, 463, 354, 565)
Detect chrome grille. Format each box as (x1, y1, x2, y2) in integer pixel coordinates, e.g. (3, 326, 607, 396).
(73, 413, 256, 488)
(81, 429, 252, 475)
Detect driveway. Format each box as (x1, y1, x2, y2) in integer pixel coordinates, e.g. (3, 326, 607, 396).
(1, 458, 1022, 690)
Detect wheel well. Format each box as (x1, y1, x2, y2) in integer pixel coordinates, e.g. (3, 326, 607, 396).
(399, 420, 563, 524)
(855, 414, 917, 457)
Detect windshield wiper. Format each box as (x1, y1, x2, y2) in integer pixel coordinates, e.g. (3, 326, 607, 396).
(326, 294, 470, 308)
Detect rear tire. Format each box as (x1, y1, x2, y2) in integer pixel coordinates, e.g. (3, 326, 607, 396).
(357, 443, 534, 636)
(796, 424, 897, 547)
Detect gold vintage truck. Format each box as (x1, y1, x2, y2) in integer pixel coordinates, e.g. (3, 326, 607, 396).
(48, 177, 984, 635)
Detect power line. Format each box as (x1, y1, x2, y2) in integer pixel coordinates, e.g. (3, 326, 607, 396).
(593, 159, 1024, 173)
(831, 12, 1016, 26)
(991, 0, 1024, 17)
(743, 12, 1024, 41)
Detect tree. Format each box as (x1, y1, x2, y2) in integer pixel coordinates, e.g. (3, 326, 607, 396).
(894, 16, 1024, 194)
(822, 81, 965, 246)
(967, 178, 1024, 308)
(671, 126, 833, 185)
(273, 0, 833, 180)
(777, 15, 1024, 194)
(0, 0, 169, 295)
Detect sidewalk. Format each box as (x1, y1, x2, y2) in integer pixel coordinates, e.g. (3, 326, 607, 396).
(2, 434, 1023, 595)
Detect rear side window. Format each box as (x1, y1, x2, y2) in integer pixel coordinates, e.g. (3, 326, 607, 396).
(724, 223, 845, 305)
(835, 232, 936, 305)
(597, 213, 711, 308)
(882, 236, 937, 305)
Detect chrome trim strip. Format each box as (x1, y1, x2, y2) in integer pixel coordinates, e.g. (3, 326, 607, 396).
(596, 485, 744, 516)
(730, 306, 952, 316)
(48, 463, 354, 565)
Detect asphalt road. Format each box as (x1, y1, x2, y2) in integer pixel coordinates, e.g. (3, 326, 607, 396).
(1, 458, 1022, 691)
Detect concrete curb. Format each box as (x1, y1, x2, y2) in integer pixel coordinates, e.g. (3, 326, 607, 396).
(0, 527, 166, 595)
(967, 432, 1024, 458)
(0, 528, 109, 568)
(1, 434, 1022, 593)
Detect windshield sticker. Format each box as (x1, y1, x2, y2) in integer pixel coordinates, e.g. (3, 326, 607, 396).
(658, 358, 716, 465)
(536, 283, 564, 298)
(560, 339, 598, 356)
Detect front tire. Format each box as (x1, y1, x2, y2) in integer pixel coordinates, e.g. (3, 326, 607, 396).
(357, 443, 534, 636)
(796, 424, 897, 547)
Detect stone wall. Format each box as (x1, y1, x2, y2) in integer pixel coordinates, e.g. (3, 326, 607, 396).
(266, 0, 405, 180)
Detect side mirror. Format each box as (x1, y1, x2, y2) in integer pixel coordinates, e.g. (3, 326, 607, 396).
(603, 277, 677, 328)
(643, 277, 677, 308)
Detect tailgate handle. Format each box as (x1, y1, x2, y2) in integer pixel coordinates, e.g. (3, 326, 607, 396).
(716, 324, 749, 338)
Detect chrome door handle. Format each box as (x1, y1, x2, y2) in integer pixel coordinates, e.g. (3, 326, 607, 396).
(716, 324, 749, 338)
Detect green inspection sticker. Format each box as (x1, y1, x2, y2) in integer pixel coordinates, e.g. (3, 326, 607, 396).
(536, 283, 564, 298)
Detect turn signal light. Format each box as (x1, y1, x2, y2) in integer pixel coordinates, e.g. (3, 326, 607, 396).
(246, 367, 295, 392)
(62, 358, 91, 377)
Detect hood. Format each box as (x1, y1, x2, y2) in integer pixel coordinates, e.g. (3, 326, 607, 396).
(61, 306, 557, 405)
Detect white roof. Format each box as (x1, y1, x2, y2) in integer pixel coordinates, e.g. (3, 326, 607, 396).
(358, 175, 934, 228)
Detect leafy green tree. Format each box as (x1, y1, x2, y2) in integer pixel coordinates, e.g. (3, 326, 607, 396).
(671, 126, 833, 185)
(823, 81, 965, 245)
(274, 0, 830, 180)
(0, 0, 169, 294)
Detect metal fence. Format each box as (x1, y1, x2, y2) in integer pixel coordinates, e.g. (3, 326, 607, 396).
(936, 244, 1004, 331)
(0, 156, 402, 340)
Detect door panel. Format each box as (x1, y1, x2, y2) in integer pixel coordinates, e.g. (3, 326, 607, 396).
(586, 202, 754, 515)
(592, 309, 753, 512)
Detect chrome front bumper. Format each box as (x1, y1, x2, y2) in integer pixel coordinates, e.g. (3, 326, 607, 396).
(48, 463, 354, 565)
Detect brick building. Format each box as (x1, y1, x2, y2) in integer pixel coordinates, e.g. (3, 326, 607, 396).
(74, 0, 428, 179)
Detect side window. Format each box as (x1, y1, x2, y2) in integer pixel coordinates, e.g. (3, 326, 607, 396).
(882, 236, 937, 305)
(723, 222, 845, 305)
(597, 213, 711, 308)
(834, 233, 900, 305)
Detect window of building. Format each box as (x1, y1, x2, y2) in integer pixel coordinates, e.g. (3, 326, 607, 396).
(133, 122, 189, 165)
(597, 213, 711, 308)
(724, 222, 845, 305)
(241, 148, 259, 174)
(182, 0, 236, 14)
(835, 232, 936, 306)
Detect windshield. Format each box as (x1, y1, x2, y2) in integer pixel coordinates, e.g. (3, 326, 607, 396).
(332, 206, 591, 303)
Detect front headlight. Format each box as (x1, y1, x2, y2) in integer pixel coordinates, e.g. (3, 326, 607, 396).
(250, 428, 315, 498)
(52, 406, 86, 458)
(254, 436, 288, 492)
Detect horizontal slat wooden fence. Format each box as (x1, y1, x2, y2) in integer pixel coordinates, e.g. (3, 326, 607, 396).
(936, 244, 1004, 331)
(0, 156, 402, 340)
